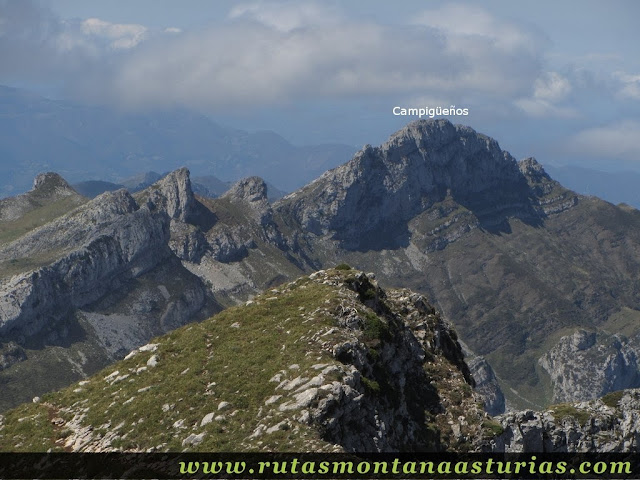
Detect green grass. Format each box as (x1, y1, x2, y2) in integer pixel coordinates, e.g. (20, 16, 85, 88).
(0, 277, 346, 452)
(603, 308, 640, 338)
(601, 391, 624, 409)
(0, 268, 486, 453)
(481, 419, 504, 438)
(549, 403, 592, 426)
(0, 251, 66, 279)
(362, 311, 390, 344)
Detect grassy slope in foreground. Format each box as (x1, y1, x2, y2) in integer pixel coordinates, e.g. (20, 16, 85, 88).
(0, 268, 488, 452)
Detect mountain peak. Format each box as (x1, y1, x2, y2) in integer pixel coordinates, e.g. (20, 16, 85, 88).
(32, 172, 76, 197)
(277, 120, 531, 248)
(0, 172, 82, 222)
(141, 167, 196, 222)
(223, 176, 269, 204)
(380, 119, 499, 160)
(518, 157, 549, 178)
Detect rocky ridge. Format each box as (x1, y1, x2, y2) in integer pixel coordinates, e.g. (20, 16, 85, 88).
(0, 268, 491, 452)
(276, 120, 575, 250)
(539, 330, 640, 403)
(4, 267, 640, 453)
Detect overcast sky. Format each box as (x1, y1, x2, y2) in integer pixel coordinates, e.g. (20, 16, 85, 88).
(2, 0, 640, 171)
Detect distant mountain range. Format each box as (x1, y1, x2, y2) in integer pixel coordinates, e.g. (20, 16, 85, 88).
(0, 85, 356, 197)
(3, 119, 640, 453)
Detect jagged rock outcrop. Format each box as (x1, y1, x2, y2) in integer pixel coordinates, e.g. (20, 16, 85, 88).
(540, 330, 640, 403)
(197, 177, 285, 263)
(142, 168, 196, 222)
(221, 176, 283, 244)
(168, 222, 209, 263)
(222, 177, 273, 226)
(489, 389, 640, 452)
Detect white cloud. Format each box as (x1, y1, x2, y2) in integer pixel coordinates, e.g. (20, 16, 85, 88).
(80, 18, 147, 49)
(614, 72, 640, 100)
(87, 2, 547, 110)
(566, 120, 640, 161)
(6, 0, 634, 127)
(513, 71, 577, 118)
(412, 4, 544, 55)
(534, 72, 572, 102)
(514, 98, 578, 118)
(229, 1, 341, 32)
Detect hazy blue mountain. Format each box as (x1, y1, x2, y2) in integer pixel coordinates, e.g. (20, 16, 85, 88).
(119, 171, 165, 191)
(0, 85, 356, 197)
(72, 180, 124, 198)
(545, 165, 640, 209)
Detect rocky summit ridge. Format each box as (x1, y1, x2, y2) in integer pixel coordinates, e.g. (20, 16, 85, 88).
(0, 169, 218, 410)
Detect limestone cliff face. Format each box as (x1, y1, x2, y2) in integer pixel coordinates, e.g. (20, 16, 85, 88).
(200, 176, 285, 263)
(465, 352, 506, 416)
(0, 190, 171, 336)
(143, 168, 196, 222)
(539, 330, 640, 403)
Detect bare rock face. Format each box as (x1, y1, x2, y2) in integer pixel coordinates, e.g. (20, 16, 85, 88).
(168, 222, 209, 263)
(0, 189, 171, 336)
(222, 176, 273, 226)
(143, 167, 196, 222)
(489, 389, 640, 452)
(200, 176, 284, 261)
(31, 172, 77, 196)
(467, 355, 507, 416)
(539, 330, 640, 403)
